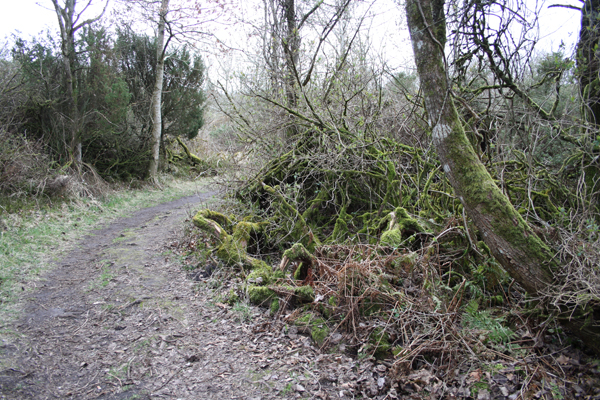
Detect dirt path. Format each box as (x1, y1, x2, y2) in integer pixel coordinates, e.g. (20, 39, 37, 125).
(0, 190, 364, 400)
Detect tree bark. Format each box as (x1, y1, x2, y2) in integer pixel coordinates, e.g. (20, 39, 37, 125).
(281, 0, 300, 110)
(405, 0, 600, 354)
(148, 0, 170, 183)
(405, 0, 554, 295)
(578, 0, 600, 126)
(51, 0, 108, 169)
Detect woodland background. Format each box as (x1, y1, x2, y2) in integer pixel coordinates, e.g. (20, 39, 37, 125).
(2, 0, 600, 396)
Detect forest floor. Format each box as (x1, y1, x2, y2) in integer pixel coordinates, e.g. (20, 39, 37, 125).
(0, 187, 363, 400)
(1, 184, 600, 400)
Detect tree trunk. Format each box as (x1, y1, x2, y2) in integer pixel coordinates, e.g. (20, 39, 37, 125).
(405, 0, 600, 354)
(405, 0, 554, 295)
(148, 0, 169, 183)
(578, 0, 600, 126)
(282, 0, 300, 110)
(52, 0, 80, 167)
(51, 0, 107, 169)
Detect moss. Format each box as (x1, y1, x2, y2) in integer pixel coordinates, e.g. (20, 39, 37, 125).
(283, 242, 315, 263)
(248, 286, 276, 305)
(319, 304, 332, 319)
(225, 289, 239, 306)
(311, 323, 329, 347)
(391, 251, 418, 273)
(270, 298, 280, 315)
(201, 210, 232, 230)
(215, 235, 245, 265)
(247, 265, 274, 285)
(262, 183, 321, 251)
(192, 210, 227, 239)
(295, 313, 329, 346)
(331, 206, 350, 242)
(328, 296, 338, 307)
(294, 285, 315, 302)
(380, 228, 403, 247)
(249, 257, 271, 271)
(379, 207, 424, 247)
(232, 221, 264, 243)
(283, 243, 315, 280)
(293, 263, 305, 280)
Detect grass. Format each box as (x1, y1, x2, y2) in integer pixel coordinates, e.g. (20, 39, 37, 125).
(0, 178, 211, 319)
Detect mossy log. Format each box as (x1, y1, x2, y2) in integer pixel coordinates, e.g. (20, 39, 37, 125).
(279, 242, 316, 281)
(380, 207, 425, 248)
(175, 136, 204, 165)
(192, 209, 268, 269)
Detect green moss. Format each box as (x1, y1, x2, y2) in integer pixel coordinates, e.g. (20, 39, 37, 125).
(294, 285, 315, 302)
(247, 265, 275, 285)
(380, 228, 403, 247)
(391, 251, 418, 272)
(215, 236, 245, 265)
(232, 221, 264, 243)
(249, 258, 272, 271)
(225, 289, 239, 306)
(283, 243, 315, 280)
(295, 313, 330, 346)
(328, 296, 338, 307)
(293, 263, 305, 280)
(270, 298, 280, 315)
(331, 206, 350, 242)
(192, 210, 227, 239)
(319, 303, 332, 319)
(201, 210, 232, 230)
(311, 324, 329, 346)
(283, 242, 315, 264)
(248, 286, 276, 305)
(379, 207, 424, 247)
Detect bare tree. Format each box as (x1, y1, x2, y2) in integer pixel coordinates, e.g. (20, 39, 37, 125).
(148, 0, 170, 184)
(50, 0, 109, 168)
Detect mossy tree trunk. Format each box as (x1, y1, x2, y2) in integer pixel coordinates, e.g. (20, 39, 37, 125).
(405, 0, 554, 295)
(406, 0, 600, 353)
(578, 0, 600, 127)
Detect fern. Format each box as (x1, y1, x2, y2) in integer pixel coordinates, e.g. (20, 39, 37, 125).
(463, 304, 515, 345)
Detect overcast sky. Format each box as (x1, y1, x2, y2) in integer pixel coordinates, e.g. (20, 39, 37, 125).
(0, 0, 583, 69)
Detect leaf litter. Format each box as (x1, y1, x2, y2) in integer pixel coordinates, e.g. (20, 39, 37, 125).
(0, 190, 599, 399)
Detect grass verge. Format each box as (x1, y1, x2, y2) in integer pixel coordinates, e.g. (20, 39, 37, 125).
(0, 177, 212, 320)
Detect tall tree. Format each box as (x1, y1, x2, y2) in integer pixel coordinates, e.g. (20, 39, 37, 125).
(405, 0, 600, 352)
(578, 0, 600, 126)
(50, 0, 109, 168)
(148, 0, 170, 183)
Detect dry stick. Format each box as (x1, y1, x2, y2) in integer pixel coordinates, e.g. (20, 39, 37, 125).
(151, 365, 186, 395)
